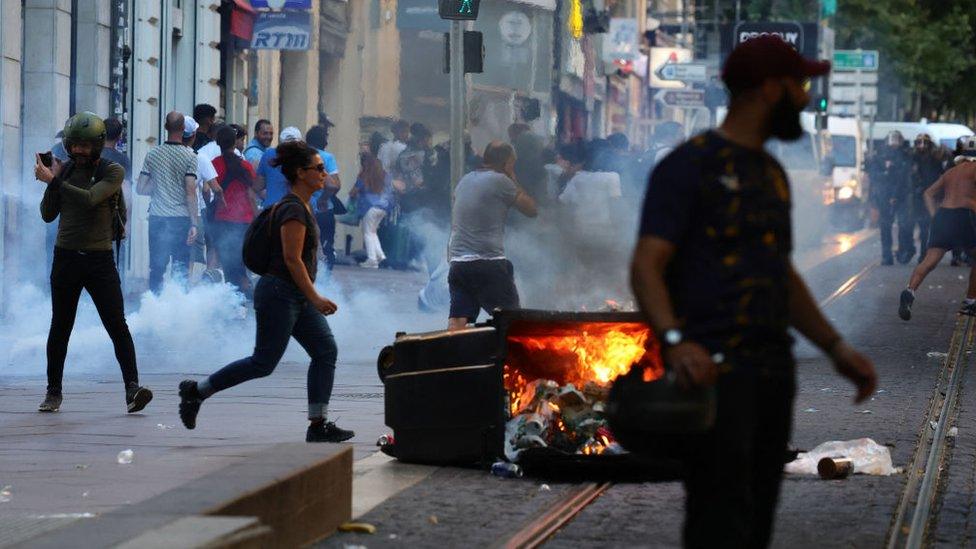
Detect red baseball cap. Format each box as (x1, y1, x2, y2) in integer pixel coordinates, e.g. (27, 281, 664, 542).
(722, 35, 831, 93)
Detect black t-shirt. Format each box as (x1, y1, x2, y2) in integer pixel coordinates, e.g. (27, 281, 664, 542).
(267, 196, 320, 285)
(639, 131, 794, 362)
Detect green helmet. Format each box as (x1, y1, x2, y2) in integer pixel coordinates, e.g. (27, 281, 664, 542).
(63, 112, 106, 161)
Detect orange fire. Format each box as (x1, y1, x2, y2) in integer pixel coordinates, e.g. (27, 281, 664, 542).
(503, 321, 664, 417)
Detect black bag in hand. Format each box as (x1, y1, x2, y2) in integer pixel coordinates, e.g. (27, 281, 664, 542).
(606, 367, 716, 457)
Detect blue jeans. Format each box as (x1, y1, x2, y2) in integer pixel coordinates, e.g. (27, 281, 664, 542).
(203, 276, 337, 419)
(148, 216, 191, 293)
(315, 211, 336, 271)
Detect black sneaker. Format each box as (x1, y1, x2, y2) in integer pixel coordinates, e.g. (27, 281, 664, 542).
(38, 393, 62, 413)
(899, 289, 915, 321)
(960, 302, 976, 316)
(306, 421, 355, 443)
(882, 257, 894, 266)
(126, 385, 153, 413)
(178, 380, 203, 430)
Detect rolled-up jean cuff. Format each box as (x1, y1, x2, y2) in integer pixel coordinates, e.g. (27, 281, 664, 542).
(308, 402, 326, 420)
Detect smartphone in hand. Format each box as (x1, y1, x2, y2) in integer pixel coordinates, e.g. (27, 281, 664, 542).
(38, 151, 53, 167)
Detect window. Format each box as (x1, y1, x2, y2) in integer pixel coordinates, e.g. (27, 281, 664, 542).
(831, 135, 857, 167)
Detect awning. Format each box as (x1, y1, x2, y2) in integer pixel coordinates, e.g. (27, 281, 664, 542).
(230, 0, 257, 40)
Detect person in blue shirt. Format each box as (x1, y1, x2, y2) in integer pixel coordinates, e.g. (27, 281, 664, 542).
(256, 126, 303, 207)
(306, 124, 342, 272)
(244, 119, 274, 169)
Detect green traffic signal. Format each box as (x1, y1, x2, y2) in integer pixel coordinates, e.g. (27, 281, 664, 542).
(439, 0, 480, 20)
(818, 97, 828, 112)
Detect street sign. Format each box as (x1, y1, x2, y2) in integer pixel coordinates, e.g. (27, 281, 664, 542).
(830, 86, 878, 103)
(655, 62, 708, 84)
(830, 104, 877, 117)
(439, 0, 480, 21)
(833, 50, 879, 71)
(655, 89, 705, 108)
(649, 47, 692, 89)
(832, 71, 878, 85)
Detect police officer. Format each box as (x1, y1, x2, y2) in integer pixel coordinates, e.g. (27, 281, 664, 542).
(34, 112, 153, 414)
(868, 131, 913, 264)
(909, 133, 944, 261)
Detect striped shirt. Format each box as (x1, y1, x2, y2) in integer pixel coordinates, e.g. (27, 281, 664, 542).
(141, 141, 198, 217)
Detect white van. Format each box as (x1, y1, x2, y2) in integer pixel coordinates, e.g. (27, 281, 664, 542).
(925, 122, 975, 150)
(823, 116, 866, 230)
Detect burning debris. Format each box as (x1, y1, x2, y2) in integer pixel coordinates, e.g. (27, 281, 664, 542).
(502, 322, 663, 461)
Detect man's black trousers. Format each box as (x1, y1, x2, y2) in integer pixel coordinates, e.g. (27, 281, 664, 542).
(681, 365, 795, 549)
(46, 247, 138, 395)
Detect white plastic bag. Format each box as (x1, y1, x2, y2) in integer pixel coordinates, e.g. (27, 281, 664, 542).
(784, 438, 899, 476)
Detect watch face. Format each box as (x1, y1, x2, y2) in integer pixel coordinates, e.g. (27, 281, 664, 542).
(665, 330, 682, 346)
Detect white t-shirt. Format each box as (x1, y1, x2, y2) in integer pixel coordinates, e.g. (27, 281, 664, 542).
(378, 140, 407, 173)
(558, 171, 622, 228)
(195, 144, 241, 215)
(197, 140, 243, 162)
(195, 154, 218, 215)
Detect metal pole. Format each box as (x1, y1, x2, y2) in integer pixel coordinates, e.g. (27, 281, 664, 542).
(449, 20, 465, 194)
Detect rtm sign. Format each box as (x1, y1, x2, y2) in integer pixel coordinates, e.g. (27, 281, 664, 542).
(251, 12, 311, 50)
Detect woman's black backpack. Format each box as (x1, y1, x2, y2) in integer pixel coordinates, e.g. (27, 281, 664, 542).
(242, 195, 314, 275)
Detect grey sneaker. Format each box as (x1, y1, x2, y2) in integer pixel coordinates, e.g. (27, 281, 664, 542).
(39, 393, 62, 413)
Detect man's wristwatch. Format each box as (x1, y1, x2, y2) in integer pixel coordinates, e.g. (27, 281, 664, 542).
(661, 328, 683, 348)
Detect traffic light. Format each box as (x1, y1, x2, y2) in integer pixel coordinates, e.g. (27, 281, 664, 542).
(438, 0, 481, 21)
(817, 96, 829, 113)
(814, 94, 829, 130)
(443, 31, 484, 74)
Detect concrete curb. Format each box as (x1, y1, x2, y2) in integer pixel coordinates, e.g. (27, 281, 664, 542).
(14, 443, 351, 548)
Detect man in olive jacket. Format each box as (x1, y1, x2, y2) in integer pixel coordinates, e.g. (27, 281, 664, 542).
(34, 112, 153, 414)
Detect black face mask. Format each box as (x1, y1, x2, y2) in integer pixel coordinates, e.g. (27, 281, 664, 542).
(769, 93, 804, 141)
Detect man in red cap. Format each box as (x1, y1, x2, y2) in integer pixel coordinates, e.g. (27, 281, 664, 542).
(630, 36, 878, 547)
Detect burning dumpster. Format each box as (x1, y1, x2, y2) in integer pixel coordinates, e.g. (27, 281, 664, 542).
(379, 310, 664, 467)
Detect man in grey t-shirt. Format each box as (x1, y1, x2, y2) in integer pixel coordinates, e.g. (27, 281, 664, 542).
(447, 142, 538, 330)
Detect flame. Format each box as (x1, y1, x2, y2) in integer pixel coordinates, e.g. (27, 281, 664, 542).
(503, 322, 664, 418)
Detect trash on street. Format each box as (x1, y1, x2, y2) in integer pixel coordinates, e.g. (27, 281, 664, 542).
(785, 438, 899, 476)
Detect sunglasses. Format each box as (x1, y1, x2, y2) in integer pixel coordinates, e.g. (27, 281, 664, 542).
(302, 164, 327, 173)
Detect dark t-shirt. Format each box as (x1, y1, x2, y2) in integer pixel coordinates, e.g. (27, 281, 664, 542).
(639, 131, 794, 362)
(267, 196, 320, 285)
(100, 147, 131, 181)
